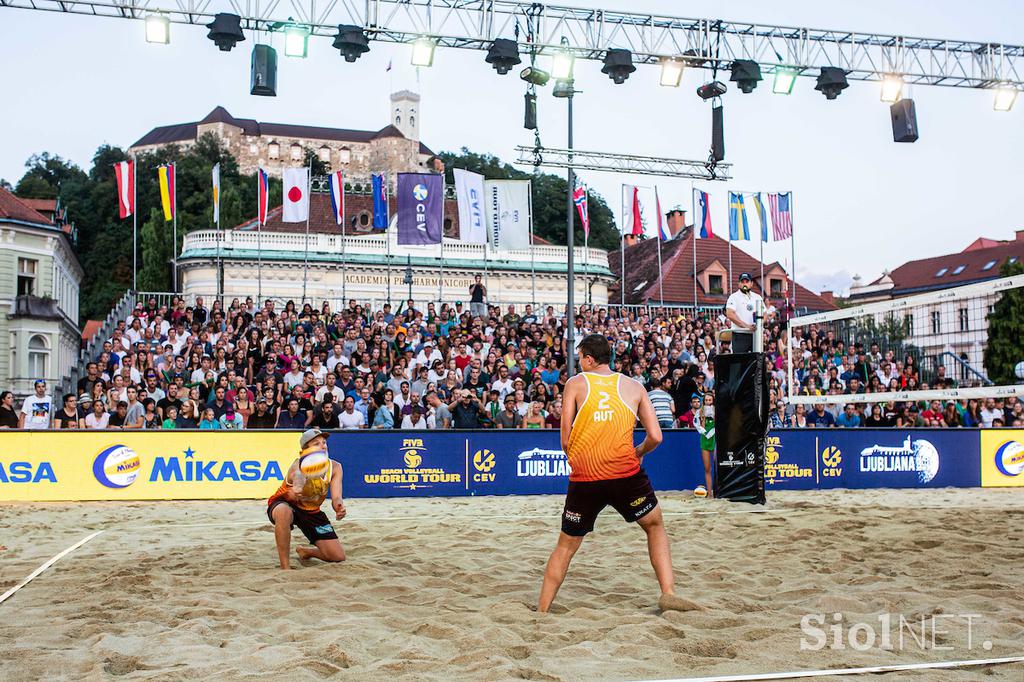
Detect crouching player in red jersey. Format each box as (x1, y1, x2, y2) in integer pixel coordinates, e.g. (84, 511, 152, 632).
(267, 428, 347, 570)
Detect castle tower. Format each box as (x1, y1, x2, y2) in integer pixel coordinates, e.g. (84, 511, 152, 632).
(390, 90, 421, 141)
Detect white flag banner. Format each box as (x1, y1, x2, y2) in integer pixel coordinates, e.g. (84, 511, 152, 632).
(282, 167, 310, 223)
(212, 162, 221, 224)
(454, 169, 487, 244)
(484, 179, 531, 250)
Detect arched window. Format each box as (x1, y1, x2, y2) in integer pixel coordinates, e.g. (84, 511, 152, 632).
(290, 143, 302, 161)
(268, 140, 280, 159)
(395, 115, 401, 126)
(359, 212, 370, 227)
(410, 116, 416, 127)
(28, 334, 49, 380)
(318, 146, 331, 162)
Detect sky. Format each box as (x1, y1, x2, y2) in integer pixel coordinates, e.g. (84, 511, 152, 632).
(1, 0, 1022, 295)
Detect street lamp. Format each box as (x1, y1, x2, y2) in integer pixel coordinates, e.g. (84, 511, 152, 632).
(553, 73, 579, 375)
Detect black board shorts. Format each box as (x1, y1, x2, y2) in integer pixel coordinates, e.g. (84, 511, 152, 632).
(268, 500, 339, 544)
(560, 469, 659, 537)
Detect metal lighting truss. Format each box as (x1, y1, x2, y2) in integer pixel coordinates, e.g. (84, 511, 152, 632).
(2, 0, 1021, 89)
(514, 145, 731, 180)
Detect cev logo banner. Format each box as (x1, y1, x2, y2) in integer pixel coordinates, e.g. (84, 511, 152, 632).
(0, 432, 297, 501)
(981, 430, 1024, 487)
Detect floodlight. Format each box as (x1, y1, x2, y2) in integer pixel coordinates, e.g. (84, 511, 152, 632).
(145, 15, 170, 44)
(772, 67, 798, 94)
(284, 23, 309, 58)
(411, 38, 436, 67)
(994, 85, 1018, 112)
(880, 74, 904, 103)
(659, 58, 684, 87)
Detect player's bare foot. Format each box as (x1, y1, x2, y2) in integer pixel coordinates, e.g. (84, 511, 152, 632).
(658, 593, 704, 612)
(296, 546, 315, 561)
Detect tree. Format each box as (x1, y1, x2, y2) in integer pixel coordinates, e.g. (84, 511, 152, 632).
(438, 147, 620, 251)
(984, 259, 1024, 384)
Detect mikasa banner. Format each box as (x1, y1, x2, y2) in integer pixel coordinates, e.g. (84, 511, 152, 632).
(484, 179, 531, 250)
(0, 432, 296, 501)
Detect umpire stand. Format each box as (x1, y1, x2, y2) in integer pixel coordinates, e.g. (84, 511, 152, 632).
(712, 302, 768, 504)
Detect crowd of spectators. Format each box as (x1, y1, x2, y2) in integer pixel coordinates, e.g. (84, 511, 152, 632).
(2, 292, 1020, 431)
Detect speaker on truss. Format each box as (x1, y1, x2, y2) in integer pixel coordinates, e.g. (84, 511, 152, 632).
(890, 99, 918, 143)
(712, 352, 768, 504)
(711, 101, 725, 161)
(250, 44, 278, 97)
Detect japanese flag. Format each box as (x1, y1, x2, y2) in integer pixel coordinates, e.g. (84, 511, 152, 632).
(282, 168, 310, 223)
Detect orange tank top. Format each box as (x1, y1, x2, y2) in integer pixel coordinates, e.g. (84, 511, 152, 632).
(566, 372, 640, 482)
(267, 460, 329, 512)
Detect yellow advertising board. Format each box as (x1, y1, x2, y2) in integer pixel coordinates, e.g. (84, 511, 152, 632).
(0, 432, 298, 501)
(980, 429, 1024, 487)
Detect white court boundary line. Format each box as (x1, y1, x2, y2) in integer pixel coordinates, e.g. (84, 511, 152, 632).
(633, 655, 1024, 682)
(0, 531, 104, 605)
(127, 507, 787, 531)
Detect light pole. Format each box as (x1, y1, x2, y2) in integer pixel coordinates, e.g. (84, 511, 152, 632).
(554, 76, 577, 375)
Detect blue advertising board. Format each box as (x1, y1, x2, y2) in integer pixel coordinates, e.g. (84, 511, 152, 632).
(763, 429, 982, 490)
(327, 429, 983, 498)
(329, 430, 706, 498)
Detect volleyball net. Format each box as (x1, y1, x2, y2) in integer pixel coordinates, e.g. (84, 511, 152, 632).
(786, 274, 1024, 406)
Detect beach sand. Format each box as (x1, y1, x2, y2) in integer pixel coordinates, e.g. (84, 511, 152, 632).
(1, 488, 1022, 681)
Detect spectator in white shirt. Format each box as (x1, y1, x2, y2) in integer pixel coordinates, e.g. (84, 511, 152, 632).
(315, 372, 346, 405)
(19, 380, 53, 429)
(337, 396, 366, 429)
(326, 343, 349, 372)
(401, 405, 435, 430)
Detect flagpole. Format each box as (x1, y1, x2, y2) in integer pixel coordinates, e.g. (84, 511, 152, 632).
(173, 165, 179, 294)
(691, 185, 697, 314)
(303, 162, 310, 302)
(438, 180, 445, 304)
(529, 180, 536, 308)
(257, 172, 263, 303)
(213, 174, 219, 302)
(584, 228, 590, 305)
(789, 191, 797, 315)
(385, 172, 392, 305)
(759, 221, 764, 299)
(132, 154, 137, 293)
(655, 187, 664, 305)
(342, 174, 348, 303)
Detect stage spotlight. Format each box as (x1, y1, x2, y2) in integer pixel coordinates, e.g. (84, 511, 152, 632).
(815, 67, 849, 100)
(601, 48, 636, 84)
(697, 81, 727, 100)
(994, 85, 1018, 112)
(880, 74, 904, 103)
(250, 44, 277, 97)
(283, 23, 309, 58)
(659, 57, 684, 87)
(520, 66, 550, 86)
(332, 25, 369, 62)
(206, 13, 245, 52)
(411, 38, 436, 67)
(772, 67, 798, 94)
(145, 14, 170, 44)
(486, 38, 521, 75)
(729, 59, 762, 93)
(552, 78, 575, 98)
(551, 47, 575, 80)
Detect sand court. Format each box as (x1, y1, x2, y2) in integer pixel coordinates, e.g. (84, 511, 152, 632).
(1, 488, 1022, 681)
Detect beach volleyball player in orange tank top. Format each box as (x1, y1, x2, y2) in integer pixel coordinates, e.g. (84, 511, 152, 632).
(538, 334, 701, 613)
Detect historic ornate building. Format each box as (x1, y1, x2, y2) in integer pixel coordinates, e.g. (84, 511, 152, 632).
(130, 91, 432, 177)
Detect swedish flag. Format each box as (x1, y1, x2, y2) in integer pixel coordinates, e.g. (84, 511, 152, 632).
(729, 192, 750, 241)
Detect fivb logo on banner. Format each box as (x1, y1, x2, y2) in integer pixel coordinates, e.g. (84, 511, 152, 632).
(484, 179, 531, 250)
(397, 173, 443, 245)
(454, 169, 487, 244)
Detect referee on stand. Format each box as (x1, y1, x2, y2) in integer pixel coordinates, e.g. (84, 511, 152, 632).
(725, 272, 763, 353)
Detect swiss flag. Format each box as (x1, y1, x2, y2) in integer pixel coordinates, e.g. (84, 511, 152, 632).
(282, 168, 310, 223)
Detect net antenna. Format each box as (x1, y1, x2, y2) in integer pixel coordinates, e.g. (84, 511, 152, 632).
(786, 274, 1024, 406)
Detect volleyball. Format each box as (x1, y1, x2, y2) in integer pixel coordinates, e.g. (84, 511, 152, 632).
(694, 485, 708, 498)
(299, 449, 331, 481)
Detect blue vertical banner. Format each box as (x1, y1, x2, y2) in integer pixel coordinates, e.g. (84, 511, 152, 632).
(396, 173, 443, 245)
(371, 173, 388, 230)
